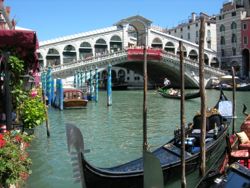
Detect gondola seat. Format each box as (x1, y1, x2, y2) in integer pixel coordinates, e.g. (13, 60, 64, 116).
(236, 131, 250, 150)
(226, 135, 249, 167)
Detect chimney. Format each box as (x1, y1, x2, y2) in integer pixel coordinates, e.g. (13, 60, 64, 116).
(5, 6, 10, 17)
(0, 0, 4, 9)
(191, 12, 196, 22)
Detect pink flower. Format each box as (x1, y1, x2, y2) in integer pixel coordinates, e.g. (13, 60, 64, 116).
(30, 89, 38, 98)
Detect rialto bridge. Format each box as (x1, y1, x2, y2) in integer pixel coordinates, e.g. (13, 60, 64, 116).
(38, 15, 225, 88)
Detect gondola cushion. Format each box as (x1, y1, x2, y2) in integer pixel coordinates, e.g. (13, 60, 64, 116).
(236, 131, 249, 144)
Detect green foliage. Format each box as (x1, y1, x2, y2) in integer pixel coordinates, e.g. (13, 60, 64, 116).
(9, 56, 24, 75)
(0, 131, 33, 186)
(20, 95, 46, 129)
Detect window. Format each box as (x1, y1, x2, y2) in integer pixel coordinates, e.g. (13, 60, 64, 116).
(219, 16, 222, 20)
(232, 11, 236, 16)
(180, 28, 183, 31)
(221, 36, 225, 45)
(244, 36, 248, 44)
(181, 35, 183, 39)
(207, 22, 210, 26)
(207, 41, 211, 49)
(231, 34, 237, 43)
(220, 25, 225, 32)
(232, 48, 236, 56)
(231, 22, 237, 30)
(221, 49, 225, 57)
(196, 23, 198, 27)
(187, 25, 190, 29)
(243, 23, 247, 30)
(174, 29, 176, 33)
(188, 33, 190, 40)
(169, 31, 171, 35)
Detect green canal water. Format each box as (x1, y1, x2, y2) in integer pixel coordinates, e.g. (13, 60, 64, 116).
(25, 90, 250, 188)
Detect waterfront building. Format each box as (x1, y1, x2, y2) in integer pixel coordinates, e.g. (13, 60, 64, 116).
(241, 16, 250, 78)
(216, 0, 250, 78)
(167, 12, 217, 53)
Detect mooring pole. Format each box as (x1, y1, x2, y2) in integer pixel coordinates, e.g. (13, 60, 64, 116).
(143, 45, 148, 151)
(232, 67, 236, 134)
(95, 67, 99, 102)
(199, 16, 206, 177)
(179, 41, 186, 188)
(46, 67, 52, 106)
(107, 64, 112, 106)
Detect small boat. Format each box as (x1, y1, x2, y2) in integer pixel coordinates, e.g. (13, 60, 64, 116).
(63, 88, 88, 109)
(66, 90, 232, 188)
(158, 87, 200, 100)
(112, 82, 128, 90)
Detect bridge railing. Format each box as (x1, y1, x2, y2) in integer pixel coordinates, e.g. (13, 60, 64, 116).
(41, 49, 127, 74)
(161, 51, 226, 75)
(41, 47, 225, 77)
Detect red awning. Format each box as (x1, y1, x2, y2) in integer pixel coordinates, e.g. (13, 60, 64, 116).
(0, 29, 39, 72)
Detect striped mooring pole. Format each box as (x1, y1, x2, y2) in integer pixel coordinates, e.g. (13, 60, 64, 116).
(46, 67, 52, 106)
(95, 67, 99, 102)
(107, 64, 112, 106)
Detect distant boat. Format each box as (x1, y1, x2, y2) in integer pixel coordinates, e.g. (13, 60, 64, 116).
(215, 75, 250, 91)
(66, 90, 232, 188)
(158, 87, 200, 100)
(63, 88, 88, 109)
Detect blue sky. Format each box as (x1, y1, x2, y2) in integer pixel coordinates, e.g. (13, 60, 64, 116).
(5, 0, 226, 42)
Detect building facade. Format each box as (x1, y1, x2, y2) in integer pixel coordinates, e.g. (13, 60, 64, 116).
(167, 12, 217, 53)
(216, 0, 250, 78)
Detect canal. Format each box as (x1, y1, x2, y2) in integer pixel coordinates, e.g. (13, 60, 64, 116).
(25, 90, 250, 188)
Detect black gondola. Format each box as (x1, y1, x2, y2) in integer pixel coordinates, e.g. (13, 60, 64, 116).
(158, 88, 200, 100)
(66, 91, 232, 188)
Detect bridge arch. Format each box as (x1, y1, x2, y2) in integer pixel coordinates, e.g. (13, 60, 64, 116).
(164, 41, 175, 54)
(37, 52, 44, 70)
(211, 57, 219, 68)
(177, 45, 187, 57)
(188, 49, 198, 61)
(95, 38, 108, 55)
(110, 35, 122, 52)
(79, 41, 93, 59)
(204, 53, 209, 65)
(46, 48, 60, 67)
(151, 37, 163, 49)
(63, 45, 77, 64)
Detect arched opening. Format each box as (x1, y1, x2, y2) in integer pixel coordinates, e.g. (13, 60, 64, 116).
(63, 45, 76, 64)
(46, 48, 60, 67)
(95, 38, 108, 55)
(118, 69, 126, 82)
(127, 25, 138, 47)
(79, 42, 93, 59)
(110, 35, 122, 53)
(242, 49, 250, 78)
(164, 42, 175, 54)
(188, 49, 198, 60)
(177, 45, 187, 57)
(211, 57, 219, 68)
(151, 37, 163, 49)
(204, 54, 209, 65)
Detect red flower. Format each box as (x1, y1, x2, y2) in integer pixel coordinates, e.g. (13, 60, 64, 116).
(0, 139, 6, 148)
(15, 135, 22, 143)
(20, 172, 29, 180)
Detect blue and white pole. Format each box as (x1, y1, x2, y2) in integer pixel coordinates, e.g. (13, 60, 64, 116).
(58, 79, 64, 110)
(107, 64, 112, 106)
(95, 67, 99, 102)
(51, 78, 54, 105)
(89, 69, 93, 100)
(80, 70, 83, 89)
(77, 70, 80, 89)
(73, 71, 76, 88)
(41, 71, 46, 92)
(46, 67, 52, 106)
